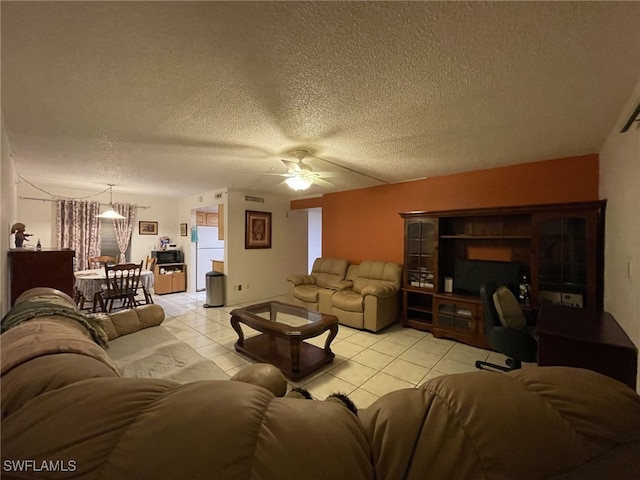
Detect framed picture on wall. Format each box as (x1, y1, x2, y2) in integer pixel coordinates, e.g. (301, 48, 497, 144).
(180, 223, 188, 237)
(245, 210, 271, 249)
(139, 221, 158, 235)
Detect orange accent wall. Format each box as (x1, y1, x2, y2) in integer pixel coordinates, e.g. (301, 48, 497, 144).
(291, 154, 600, 264)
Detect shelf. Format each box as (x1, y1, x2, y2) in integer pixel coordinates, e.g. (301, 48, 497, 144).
(440, 235, 532, 240)
(408, 305, 432, 314)
(404, 318, 432, 332)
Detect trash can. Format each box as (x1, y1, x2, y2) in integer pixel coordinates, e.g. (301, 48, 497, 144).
(204, 271, 225, 308)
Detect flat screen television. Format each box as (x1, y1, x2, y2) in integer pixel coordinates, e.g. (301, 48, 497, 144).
(453, 259, 521, 296)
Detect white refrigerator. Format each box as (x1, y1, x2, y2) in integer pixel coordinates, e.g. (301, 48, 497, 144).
(195, 226, 224, 291)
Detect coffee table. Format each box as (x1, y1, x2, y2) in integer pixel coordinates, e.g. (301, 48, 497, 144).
(230, 301, 339, 380)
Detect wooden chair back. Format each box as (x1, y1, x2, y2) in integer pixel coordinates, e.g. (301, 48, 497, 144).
(145, 255, 157, 271)
(88, 255, 117, 270)
(96, 261, 143, 312)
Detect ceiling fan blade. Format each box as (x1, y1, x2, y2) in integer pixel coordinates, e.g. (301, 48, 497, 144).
(241, 171, 290, 177)
(312, 177, 335, 187)
(281, 159, 302, 174)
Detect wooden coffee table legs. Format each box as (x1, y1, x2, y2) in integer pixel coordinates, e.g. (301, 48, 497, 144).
(230, 317, 339, 381)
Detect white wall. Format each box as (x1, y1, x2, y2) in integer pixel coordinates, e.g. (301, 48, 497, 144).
(599, 78, 640, 392)
(308, 208, 322, 272)
(225, 189, 307, 305)
(15, 182, 180, 268)
(178, 188, 308, 306)
(1, 116, 18, 316)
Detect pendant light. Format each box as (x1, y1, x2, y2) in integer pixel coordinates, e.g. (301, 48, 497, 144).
(97, 184, 126, 219)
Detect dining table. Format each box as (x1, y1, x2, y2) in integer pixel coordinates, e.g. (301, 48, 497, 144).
(74, 268, 155, 306)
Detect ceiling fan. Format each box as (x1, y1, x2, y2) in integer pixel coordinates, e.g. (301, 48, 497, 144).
(257, 150, 337, 191)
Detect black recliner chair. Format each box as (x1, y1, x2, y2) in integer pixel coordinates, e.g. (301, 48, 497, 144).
(475, 280, 538, 372)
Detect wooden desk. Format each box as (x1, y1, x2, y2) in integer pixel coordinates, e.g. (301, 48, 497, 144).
(537, 304, 637, 389)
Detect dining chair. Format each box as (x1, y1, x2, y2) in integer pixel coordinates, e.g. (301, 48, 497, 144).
(135, 256, 157, 306)
(94, 261, 143, 313)
(88, 255, 117, 270)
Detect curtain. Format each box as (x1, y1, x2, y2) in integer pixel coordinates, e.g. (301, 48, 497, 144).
(56, 200, 101, 271)
(112, 202, 137, 263)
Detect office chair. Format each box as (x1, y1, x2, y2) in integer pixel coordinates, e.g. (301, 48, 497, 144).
(475, 280, 538, 372)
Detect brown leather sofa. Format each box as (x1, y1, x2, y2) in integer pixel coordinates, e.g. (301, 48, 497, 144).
(3, 289, 640, 479)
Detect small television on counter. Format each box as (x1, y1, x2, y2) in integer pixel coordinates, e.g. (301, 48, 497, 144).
(453, 259, 520, 296)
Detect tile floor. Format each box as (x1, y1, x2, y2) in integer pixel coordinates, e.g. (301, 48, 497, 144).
(150, 290, 524, 409)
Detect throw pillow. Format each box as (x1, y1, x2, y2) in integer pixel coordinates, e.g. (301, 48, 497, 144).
(493, 286, 527, 330)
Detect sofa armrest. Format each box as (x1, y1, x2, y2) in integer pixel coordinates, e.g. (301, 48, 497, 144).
(231, 363, 287, 397)
(286, 274, 316, 286)
(327, 280, 354, 291)
(360, 284, 399, 298)
(100, 304, 165, 340)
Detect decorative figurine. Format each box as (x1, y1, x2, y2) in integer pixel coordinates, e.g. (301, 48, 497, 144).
(10, 222, 33, 248)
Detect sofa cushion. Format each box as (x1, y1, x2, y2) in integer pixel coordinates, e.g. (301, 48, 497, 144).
(352, 261, 402, 295)
(493, 286, 527, 330)
(332, 290, 364, 313)
(311, 258, 350, 288)
(293, 284, 323, 303)
(107, 325, 229, 382)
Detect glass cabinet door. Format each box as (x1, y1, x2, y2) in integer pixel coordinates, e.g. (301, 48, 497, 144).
(405, 219, 438, 290)
(534, 211, 596, 309)
(434, 300, 476, 336)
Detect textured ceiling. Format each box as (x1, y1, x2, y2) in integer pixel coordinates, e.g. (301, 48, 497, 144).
(2, 1, 639, 198)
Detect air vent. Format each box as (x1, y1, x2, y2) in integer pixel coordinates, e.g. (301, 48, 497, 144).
(215, 193, 223, 199)
(245, 195, 264, 203)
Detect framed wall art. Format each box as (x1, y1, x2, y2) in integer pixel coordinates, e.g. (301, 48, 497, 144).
(139, 221, 158, 235)
(180, 223, 188, 237)
(245, 210, 271, 249)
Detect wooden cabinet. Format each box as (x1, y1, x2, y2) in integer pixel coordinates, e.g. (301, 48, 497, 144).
(400, 201, 605, 348)
(402, 218, 438, 331)
(8, 249, 75, 305)
(532, 207, 603, 310)
(433, 295, 488, 348)
(212, 261, 224, 273)
(154, 263, 186, 294)
(196, 206, 224, 240)
(196, 211, 218, 226)
(217, 204, 224, 240)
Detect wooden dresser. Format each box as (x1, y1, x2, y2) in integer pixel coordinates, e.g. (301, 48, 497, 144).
(8, 249, 76, 306)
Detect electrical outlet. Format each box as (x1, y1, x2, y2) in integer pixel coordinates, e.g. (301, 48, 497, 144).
(237, 284, 242, 291)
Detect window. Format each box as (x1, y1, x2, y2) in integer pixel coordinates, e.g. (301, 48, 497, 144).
(100, 219, 131, 260)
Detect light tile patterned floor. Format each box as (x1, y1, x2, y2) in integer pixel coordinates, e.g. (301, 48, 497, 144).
(149, 291, 524, 409)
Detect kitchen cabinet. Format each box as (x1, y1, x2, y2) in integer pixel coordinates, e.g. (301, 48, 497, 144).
(195, 211, 218, 227)
(154, 263, 186, 294)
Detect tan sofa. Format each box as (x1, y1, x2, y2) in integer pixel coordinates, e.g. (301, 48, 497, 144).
(286, 257, 349, 311)
(3, 289, 640, 479)
(329, 260, 402, 332)
(288, 258, 403, 332)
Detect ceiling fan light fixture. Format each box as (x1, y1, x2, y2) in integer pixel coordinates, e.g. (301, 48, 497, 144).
(285, 176, 312, 191)
(96, 184, 126, 219)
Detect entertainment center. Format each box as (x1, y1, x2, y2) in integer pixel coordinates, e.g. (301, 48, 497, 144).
(399, 200, 606, 348)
